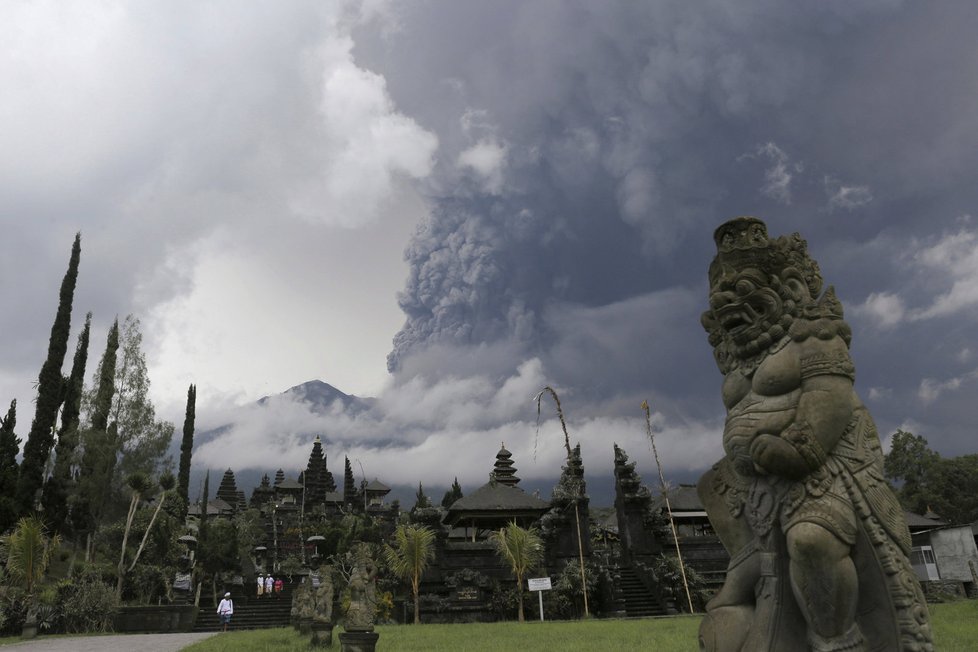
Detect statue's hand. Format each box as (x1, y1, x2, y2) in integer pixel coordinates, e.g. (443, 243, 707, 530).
(749, 433, 810, 479)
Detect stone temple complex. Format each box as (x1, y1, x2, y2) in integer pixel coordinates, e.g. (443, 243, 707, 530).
(187, 435, 733, 624)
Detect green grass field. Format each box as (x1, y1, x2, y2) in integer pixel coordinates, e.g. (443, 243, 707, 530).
(181, 601, 978, 652)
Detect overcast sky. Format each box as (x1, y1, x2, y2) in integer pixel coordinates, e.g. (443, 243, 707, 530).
(3, 1, 977, 500)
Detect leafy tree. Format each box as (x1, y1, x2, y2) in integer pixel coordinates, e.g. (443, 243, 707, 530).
(441, 477, 463, 509)
(177, 384, 196, 519)
(3, 516, 62, 636)
(490, 522, 543, 623)
(41, 312, 91, 534)
(17, 233, 81, 515)
(884, 430, 940, 514)
(922, 455, 978, 525)
(109, 315, 174, 495)
(0, 401, 20, 533)
(383, 524, 435, 624)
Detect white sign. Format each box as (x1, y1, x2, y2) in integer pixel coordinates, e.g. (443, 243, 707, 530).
(527, 577, 552, 592)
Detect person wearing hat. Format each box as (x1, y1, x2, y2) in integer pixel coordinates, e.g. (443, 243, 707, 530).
(217, 592, 234, 632)
(257, 573, 264, 599)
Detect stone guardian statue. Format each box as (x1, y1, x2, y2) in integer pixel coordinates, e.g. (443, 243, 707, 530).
(697, 217, 933, 652)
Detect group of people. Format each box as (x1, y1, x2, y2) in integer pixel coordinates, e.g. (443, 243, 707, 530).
(256, 572, 284, 599)
(215, 572, 287, 633)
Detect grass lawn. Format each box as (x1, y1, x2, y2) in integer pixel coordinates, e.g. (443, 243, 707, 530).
(180, 601, 978, 651)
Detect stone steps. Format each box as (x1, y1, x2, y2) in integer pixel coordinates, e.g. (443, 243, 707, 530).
(193, 583, 296, 632)
(618, 566, 668, 618)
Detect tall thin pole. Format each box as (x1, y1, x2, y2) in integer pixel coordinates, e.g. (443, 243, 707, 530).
(642, 401, 694, 613)
(535, 387, 589, 617)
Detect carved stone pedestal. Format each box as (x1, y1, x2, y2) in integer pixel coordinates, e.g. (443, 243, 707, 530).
(311, 621, 334, 647)
(339, 630, 379, 652)
(299, 616, 313, 635)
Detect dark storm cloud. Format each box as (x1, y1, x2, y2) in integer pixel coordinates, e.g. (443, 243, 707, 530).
(351, 0, 978, 462)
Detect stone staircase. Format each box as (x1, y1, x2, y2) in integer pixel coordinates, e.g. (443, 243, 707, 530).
(617, 566, 668, 618)
(193, 581, 295, 632)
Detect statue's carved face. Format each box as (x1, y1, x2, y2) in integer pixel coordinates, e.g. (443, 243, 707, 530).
(709, 268, 784, 348)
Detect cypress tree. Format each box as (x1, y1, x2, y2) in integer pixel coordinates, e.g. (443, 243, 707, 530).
(195, 471, 210, 608)
(177, 384, 196, 518)
(441, 477, 463, 508)
(72, 318, 119, 552)
(41, 312, 91, 533)
(17, 233, 81, 515)
(0, 400, 20, 532)
(343, 456, 356, 507)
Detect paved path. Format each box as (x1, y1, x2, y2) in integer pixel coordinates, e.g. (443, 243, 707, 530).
(1, 632, 218, 652)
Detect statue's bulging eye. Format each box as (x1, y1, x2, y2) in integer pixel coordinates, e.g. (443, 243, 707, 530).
(736, 280, 754, 296)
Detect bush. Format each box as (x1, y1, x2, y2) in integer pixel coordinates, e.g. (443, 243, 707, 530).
(0, 585, 27, 635)
(56, 573, 118, 633)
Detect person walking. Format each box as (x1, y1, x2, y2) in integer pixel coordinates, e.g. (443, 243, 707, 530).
(265, 574, 274, 598)
(274, 576, 284, 598)
(217, 592, 234, 632)
(257, 573, 264, 599)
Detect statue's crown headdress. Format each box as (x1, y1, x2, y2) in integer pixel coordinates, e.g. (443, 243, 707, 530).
(708, 216, 823, 298)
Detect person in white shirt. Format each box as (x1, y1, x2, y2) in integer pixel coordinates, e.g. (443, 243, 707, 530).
(217, 592, 234, 632)
(265, 574, 274, 598)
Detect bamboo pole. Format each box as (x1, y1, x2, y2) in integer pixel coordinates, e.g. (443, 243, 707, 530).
(642, 400, 694, 613)
(534, 387, 589, 617)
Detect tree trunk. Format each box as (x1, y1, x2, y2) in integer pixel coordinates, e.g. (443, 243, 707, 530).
(517, 578, 525, 623)
(413, 579, 420, 624)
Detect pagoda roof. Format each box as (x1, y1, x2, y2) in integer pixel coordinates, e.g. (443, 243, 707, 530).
(276, 478, 304, 490)
(324, 491, 344, 503)
(364, 479, 390, 493)
(652, 484, 703, 513)
(447, 479, 549, 515)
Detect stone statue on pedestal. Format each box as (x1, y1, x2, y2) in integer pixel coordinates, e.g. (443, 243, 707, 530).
(344, 545, 378, 632)
(314, 565, 335, 624)
(697, 217, 933, 652)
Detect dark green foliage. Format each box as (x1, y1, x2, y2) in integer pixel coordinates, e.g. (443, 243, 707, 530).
(42, 313, 91, 534)
(884, 430, 941, 514)
(71, 320, 118, 547)
(412, 483, 431, 513)
(343, 456, 356, 506)
(920, 454, 978, 525)
(0, 400, 20, 533)
(0, 584, 28, 636)
(55, 571, 117, 633)
(17, 233, 81, 515)
(440, 477, 463, 508)
(177, 384, 196, 518)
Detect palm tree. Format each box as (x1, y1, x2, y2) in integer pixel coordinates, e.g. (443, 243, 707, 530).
(490, 522, 543, 622)
(116, 472, 154, 599)
(127, 472, 176, 575)
(3, 516, 62, 638)
(383, 524, 436, 624)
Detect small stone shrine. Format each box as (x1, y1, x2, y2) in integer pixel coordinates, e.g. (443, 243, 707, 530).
(697, 217, 933, 652)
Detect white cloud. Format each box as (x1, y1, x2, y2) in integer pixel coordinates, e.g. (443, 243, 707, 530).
(852, 227, 978, 329)
(917, 369, 978, 404)
(853, 291, 906, 328)
(825, 176, 873, 211)
(457, 138, 508, 195)
(193, 353, 724, 488)
(739, 142, 798, 204)
(909, 229, 978, 320)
